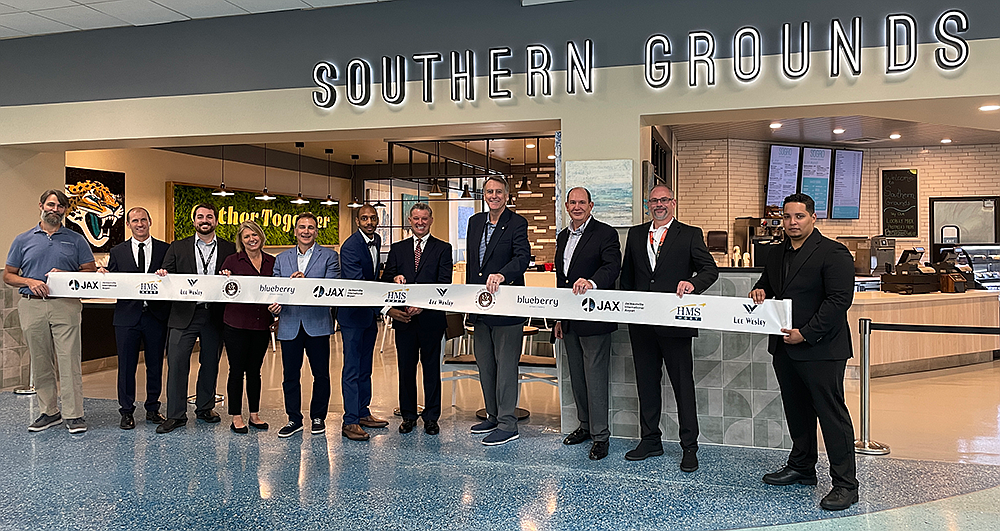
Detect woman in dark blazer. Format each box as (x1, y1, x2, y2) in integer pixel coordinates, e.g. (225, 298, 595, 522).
(220, 220, 278, 434)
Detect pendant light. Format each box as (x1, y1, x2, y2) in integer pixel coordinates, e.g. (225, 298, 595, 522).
(255, 143, 276, 201)
(212, 145, 235, 196)
(347, 154, 363, 208)
(461, 141, 473, 198)
(517, 139, 532, 194)
(290, 142, 309, 205)
(373, 159, 387, 208)
(429, 179, 444, 197)
(320, 148, 337, 206)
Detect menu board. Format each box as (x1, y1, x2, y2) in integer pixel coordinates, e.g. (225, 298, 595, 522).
(765, 145, 801, 209)
(831, 149, 864, 219)
(881, 169, 918, 238)
(799, 147, 832, 219)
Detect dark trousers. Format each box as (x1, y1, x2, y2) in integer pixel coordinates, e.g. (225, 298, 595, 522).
(165, 307, 224, 420)
(474, 321, 523, 433)
(629, 324, 699, 449)
(114, 312, 167, 415)
(280, 326, 331, 424)
(395, 324, 444, 422)
(341, 322, 378, 425)
(223, 325, 269, 416)
(772, 350, 858, 489)
(564, 329, 612, 442)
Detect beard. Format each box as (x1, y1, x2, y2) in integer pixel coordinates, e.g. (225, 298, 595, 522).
(41, 210, 63, 226)
(195, 223, 215, 235)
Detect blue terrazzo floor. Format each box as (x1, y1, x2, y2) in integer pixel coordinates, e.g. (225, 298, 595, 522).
(2, 392, 1000, 531)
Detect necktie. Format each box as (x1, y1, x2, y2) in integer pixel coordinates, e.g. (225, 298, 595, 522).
(414, 239, 422, 270)
(138, 242, 146, 273)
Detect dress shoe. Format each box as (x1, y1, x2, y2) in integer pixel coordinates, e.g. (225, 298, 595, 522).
(680, 448, 699, 472)
(156, 418, 186, 434)
(424, 420, 440, 435)
(145, 411, 166, 424)
(625, 440, 664, 461)
(563, 427, 591, 445)
(230, 422, 248, 434)
(399, 418, 417, 434)
(196, 410, 221, 423)
(470, 420, 498, 434)
(358, 415, 388, 429)
(589, 441, 609, 460)
(820, 486, 859, 511)
(120, 412, 135, 430)
(248, 419, 269, 430)
(342, 423, 370, 441)
(762, 466, 818, 486)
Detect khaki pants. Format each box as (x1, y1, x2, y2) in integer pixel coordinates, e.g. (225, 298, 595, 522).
(18, 297, 84, 419)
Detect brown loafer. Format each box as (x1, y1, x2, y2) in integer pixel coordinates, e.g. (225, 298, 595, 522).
(358, 415, 389, 428)
(342, 423, 370, 441)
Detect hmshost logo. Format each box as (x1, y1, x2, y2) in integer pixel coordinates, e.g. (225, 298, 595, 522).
(385, 288, 408, 304)
(581, 298, 621, 313)
(138, 279, 161, 295)
(222, 279, 241, 299)
(672, 303, 705, 322)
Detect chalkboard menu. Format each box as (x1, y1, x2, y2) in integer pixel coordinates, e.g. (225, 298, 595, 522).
(881, 169, 918, 238)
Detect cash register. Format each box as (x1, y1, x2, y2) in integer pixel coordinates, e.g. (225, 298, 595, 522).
(881, 247, 940, 294)
(932, 248, 977, 292)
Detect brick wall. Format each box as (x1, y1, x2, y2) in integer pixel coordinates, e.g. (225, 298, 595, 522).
(513, 164, 558, 264)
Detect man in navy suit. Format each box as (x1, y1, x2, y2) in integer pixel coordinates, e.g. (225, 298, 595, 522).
(381, 203, 453, 435)
(271, 212, 340, 438)
(338, 204, 388, 441)
(155, 203, 236, 434)
(103, 207, 170, 430)
(465, 177, 530, 446)
(553, 188, 621, 460)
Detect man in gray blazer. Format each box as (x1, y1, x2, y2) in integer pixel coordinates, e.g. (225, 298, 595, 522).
(271, 212, 341, 438)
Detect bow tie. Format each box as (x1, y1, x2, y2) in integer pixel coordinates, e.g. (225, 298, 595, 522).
(367, 240, 377, 248)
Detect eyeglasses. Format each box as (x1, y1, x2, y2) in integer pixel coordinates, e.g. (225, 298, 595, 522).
(647, 197, 674, 205)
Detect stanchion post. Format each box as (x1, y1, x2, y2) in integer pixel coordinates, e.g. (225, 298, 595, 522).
(855, 318, 890, 455)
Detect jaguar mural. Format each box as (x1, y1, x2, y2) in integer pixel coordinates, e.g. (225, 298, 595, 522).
(64, 175, 125, 250)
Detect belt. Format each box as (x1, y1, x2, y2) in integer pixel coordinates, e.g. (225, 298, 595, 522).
(21, 294, 45, 300)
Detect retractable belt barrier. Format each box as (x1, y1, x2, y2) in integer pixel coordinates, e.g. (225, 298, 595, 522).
(46, 272, 792, 335)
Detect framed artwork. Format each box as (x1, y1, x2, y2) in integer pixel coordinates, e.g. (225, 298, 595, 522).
(65, 167, 126, 253)
(565, 159, 633, 227)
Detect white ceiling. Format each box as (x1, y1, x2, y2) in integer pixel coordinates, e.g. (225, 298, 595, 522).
(0, 0, 390, 39)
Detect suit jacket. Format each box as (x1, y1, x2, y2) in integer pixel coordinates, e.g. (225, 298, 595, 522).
(752, 229, 855, 361)
(555, 217, 622, 337)
(620, 220, 718, 338)
(272, 244, 340, 341)
(107, 237, 171, 326)
(381, 235, 453, 334)
(465, 208, 531, 327)
(337, 230, 382, 329)
(161, 235, 236, 329)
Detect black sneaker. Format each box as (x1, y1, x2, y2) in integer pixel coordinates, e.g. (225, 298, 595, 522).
(278, 420, 303, 438)
(28, 412, 62, 432)
(66, 417, 87, 434)
(311, 418, 326, 434)
(680, 448, 698, 472)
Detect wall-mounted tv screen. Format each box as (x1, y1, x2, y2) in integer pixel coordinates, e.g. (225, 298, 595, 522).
(765, 145, 801, 212)
(800, 147, 833, 219)
(831, 149, 864, 219)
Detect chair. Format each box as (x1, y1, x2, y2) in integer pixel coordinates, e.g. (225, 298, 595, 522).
(442, 313, 479, 407)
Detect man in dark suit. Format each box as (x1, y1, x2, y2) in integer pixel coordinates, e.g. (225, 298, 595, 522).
(381, 202, 453, 435)
(553, 187, 621, 460)
(155, 203, 236, 434)
(466, 176, 530, 446)
(750, 193, 858, 511)
(620, 185, 718, 470)
(338, 204, 388, 441)
(103, 207, 170, 429)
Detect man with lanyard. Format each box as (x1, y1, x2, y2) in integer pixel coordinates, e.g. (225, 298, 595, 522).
(155, 203, 236, 434)
(4, 189, 96, 434)
(619, 184, 717, 469)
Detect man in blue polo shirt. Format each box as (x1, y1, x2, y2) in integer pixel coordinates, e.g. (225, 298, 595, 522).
(3, 189, 97, 434)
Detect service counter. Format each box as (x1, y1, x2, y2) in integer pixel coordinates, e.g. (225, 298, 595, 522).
(847, 290, 1000, 376)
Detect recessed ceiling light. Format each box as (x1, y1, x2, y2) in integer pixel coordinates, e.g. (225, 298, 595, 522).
(979, 104, 1000, 112)
(525, 143, 536, 149)
(547, 154, 556, 160)
(889, 133, 902, 140)
(833, 128, 845, 135)
(769, 122, 782, 129)
(941, 138, 953, 144)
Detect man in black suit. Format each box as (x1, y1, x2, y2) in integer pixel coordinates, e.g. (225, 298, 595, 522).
(381, 202, 453, 436)
(750, 193, 858, 511)
(466, 176, 530, 446)
(155, 203, 236, 434)
(554, 187, 621, 460)
(103, 207, 170, 429)
(620, 184, 718, 470)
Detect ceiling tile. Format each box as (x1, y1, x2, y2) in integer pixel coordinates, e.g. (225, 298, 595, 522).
(35, 5, 128, 30)
(0, 23, 28, 38)
(0, 0, 74, 9)
(153, 0, 247, 18)
(0, 4, 23, 15)
(226, 0, 309, 14)
(88, 0, 187, 25)
(0, 11, 75, 33)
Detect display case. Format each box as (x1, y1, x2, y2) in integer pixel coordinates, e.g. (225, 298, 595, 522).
(957, 244, 1000, 291)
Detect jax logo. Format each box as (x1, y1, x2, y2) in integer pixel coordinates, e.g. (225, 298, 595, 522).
(672, 303, 706, 322)
(475, 289, 496, 311)
(581, 298, 622, 312)
(68, 279, 101, 291)
(582, 298, 596, 312)
(222, 279, 241, 299)
(313, 286, 346, 298)
(385, 289, 408, 304)
(743, 304, 759, 314)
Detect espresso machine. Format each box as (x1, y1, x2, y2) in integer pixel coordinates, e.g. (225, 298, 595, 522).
(733, 217, 783, 267)
(837, 236, 896, 275)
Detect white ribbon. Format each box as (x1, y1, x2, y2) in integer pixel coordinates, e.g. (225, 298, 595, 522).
(46, 272, 791, 335)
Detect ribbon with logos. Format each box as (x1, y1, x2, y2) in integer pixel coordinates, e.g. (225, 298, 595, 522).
(46, 272, 791, 335)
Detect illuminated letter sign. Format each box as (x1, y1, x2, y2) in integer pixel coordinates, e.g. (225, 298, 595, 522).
(644, 34, 671, 88)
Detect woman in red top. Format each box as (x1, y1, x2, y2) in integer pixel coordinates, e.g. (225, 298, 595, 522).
(220, 220, 278, 433)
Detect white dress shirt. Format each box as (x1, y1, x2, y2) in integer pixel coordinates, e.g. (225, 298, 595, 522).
(297, 243, 315, 273)
(131, 236, 151, 272)
(647, 218, 674, 270)
(194, 235, 218, 275)
(360, 231, 378, 271)
(562, 216, 598, 289)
